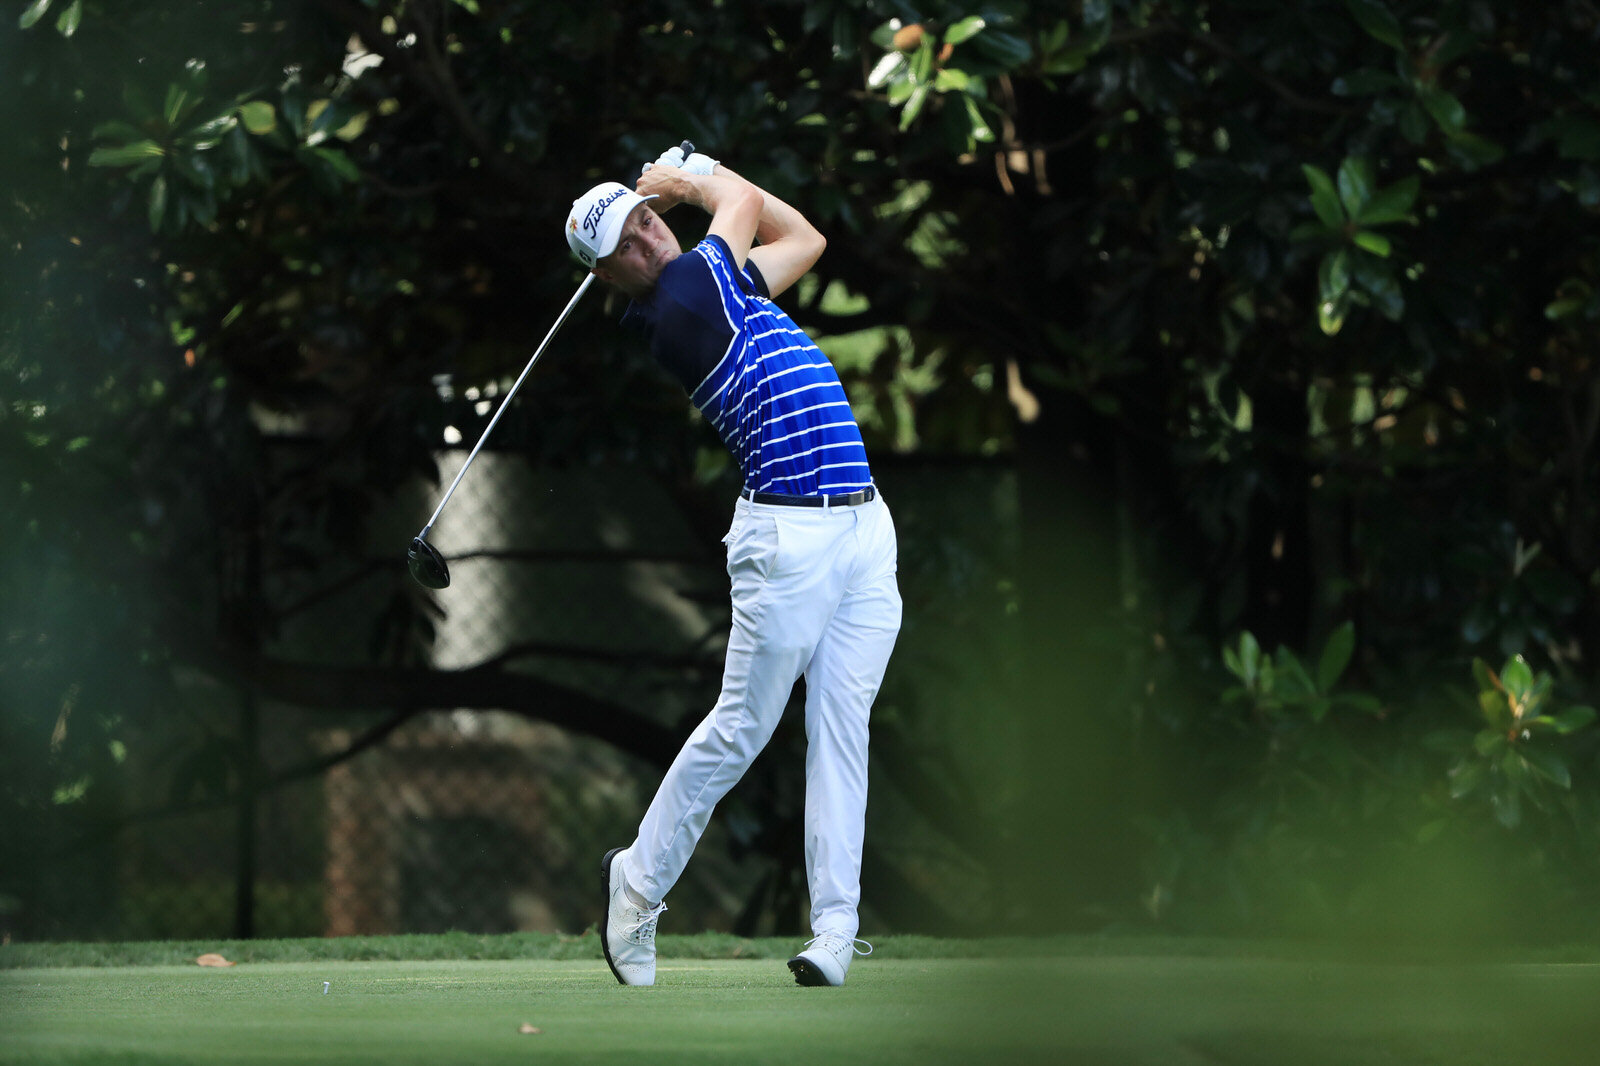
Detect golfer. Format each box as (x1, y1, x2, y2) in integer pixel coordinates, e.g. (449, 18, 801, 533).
(565, 146, 902, 987)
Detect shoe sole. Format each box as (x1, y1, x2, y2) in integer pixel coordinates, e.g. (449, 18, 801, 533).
(600, 847, 626, 985)
(787, 956, 835, 987)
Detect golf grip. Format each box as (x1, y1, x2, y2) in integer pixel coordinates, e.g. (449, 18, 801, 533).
(418, 139, 696, 540)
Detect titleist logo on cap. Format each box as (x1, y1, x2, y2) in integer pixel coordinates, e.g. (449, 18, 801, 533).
(583, 189, 627, 239)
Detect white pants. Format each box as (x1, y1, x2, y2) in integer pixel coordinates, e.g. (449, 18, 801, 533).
(621, 492, 901, 938)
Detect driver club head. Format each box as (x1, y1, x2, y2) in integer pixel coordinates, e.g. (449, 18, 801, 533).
(407, 536, 451, 589)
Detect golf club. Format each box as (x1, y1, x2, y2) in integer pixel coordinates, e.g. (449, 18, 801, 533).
(408, 142, 693, 589)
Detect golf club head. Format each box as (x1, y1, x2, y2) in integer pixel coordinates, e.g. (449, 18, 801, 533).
(407, 536, 451, 589)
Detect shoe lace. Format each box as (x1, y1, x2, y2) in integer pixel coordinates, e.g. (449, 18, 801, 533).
(805, 932, 872, 957)
(623, 901, 667, 945)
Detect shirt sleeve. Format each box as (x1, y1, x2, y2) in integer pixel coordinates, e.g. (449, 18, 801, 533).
(647, 239, 743, 393)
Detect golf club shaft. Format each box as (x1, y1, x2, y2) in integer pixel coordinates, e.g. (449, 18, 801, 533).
(418, 272, 597, 538)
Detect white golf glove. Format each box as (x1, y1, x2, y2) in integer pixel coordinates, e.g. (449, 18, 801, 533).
(642, 144, 719, 176)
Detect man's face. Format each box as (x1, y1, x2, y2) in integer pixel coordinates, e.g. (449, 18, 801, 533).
(596, 204, 679, 293)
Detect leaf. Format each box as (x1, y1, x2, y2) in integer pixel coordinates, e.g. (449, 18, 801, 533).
(1319, 249, 1351, 304)
(18, 0, 53, 30)
(1336, 156, 1376, 218)
(943, 16, 986, 46)
(964, 94, 994, 142)
(163, 82, 197, 128)
(1356, 175, 1420, 225)
(195, 953, 236, 968)
(1500, 655, 1533, 701)
(971, 29, 1033, 68)
(1448, 759, 1484, 799)
(1352, 230, 1391, 257)
(1471, 657, 1497, 693)
(934, 68, 970, 93)
(900, 85, 930, 130)
(868, 51, 907, 89)
(148, 174, 167, 231)
(238, 101, 277, 135)
(88, 141, 165, 167)
(1342, 0, 1404, 51)
(1319, 291, 1351, 336)
(1473, 728, 1504, 756)
(1547, 705, 1596, 734)
(1445, 132, 1504, 169)
(1222, 644, 1245, 682)
(1239, 631, 1261, 683)
(1418, 87, 1467, 135)
(1275, 649, 1317, 701)
(1316, 621, 1355, 692)
(55, 0, 80, 36)
(1302, 165, 1345, 228)
(307, 145, 361, 182)
(1352, 256, 1403, 318)
(1519, 746, 1571, 789)
(91, 120, 149, 142)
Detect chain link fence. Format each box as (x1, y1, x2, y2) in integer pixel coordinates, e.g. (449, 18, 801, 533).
(16, 449, 1015, 943)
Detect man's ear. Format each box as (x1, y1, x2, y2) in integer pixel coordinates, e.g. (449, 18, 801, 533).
(591, 266, 612, 285)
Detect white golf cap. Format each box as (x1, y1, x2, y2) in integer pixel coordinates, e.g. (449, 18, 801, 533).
(566, 181, 658, 268)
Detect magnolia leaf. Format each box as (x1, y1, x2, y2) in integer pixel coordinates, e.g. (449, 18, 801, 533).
(1342, 0, 1404, 50)
(1319, 249, 1351, 303)
(1318, 292, 1351, 335)
(1500, 655, 1534, 701)
(964, 94, 994, 142)
(1356, 175, 1420, 225)
(1316, 621, 1355, 693)
(1302, 164, 1345, 228)
(1419, 87, 1467, 135)
(1353, 230, 1392, 257)
(944, 16, 986, 46)
(148, 174, 168, 231)
(238, 100, 277, 135)
(868, 51, 907, 90)
(1520, 746, 1571, 789)
(19, 0, 54, 30)
(88, 141, 165, 167)
(1548, 705, 1596, 734)
(900, 85, 930, 130)
(55, 0, 80, 36)
(1336, 156, 1376, 218)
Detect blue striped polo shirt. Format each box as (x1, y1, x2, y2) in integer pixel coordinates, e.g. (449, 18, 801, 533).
(621, 236, 873, 497)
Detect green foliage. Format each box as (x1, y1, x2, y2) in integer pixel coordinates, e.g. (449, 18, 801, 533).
(1431, 655, 1596, 829)
(7, 0, 1600, 943)
(1293, 158, 1418, 333)
(1222, 622, 1381, 723)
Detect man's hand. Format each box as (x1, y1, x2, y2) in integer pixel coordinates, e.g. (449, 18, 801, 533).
(643, 144, 719, 177)
(636, 163, 696, 212)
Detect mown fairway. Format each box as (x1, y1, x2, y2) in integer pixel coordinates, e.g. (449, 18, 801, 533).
(4, 953, 1600, 1065)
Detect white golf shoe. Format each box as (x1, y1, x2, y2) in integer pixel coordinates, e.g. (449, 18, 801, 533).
(601, 847, 666, 986)
(787, 931, 872, 987)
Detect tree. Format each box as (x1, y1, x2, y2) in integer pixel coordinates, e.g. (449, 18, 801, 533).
(5, 0, 1598, 940)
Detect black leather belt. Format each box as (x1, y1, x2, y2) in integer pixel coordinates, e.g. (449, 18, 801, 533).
(740, 485, 876, 508)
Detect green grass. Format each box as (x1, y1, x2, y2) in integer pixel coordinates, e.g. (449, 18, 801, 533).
(3, 946, 1600, 1065)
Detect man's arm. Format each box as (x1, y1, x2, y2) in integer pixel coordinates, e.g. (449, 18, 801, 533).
(718, 165, 826, 299)
(636, 162, 825, 298)
(636, 166, 763, 269)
